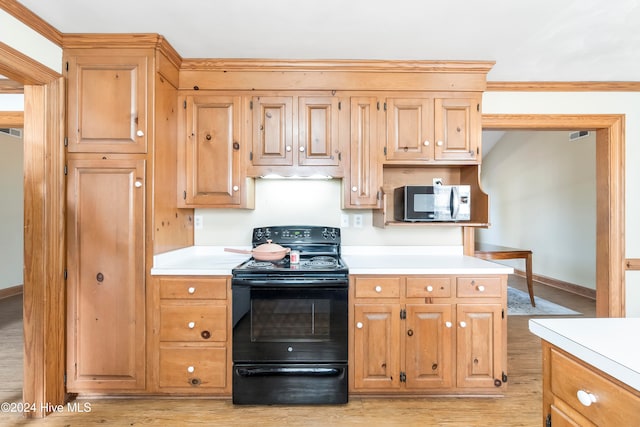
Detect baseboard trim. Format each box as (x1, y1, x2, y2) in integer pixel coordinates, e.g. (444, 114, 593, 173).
(0, 284, 24, 300)
(513, 269, 596, 300)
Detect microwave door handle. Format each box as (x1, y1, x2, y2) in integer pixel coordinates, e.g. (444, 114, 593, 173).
(451, 187, 460, 219)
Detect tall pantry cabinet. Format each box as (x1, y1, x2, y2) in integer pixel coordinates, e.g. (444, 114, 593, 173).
(64, 37, 185, 392)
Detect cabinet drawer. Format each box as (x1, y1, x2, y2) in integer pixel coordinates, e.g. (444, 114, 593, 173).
(159, 277, 227, 300)
(354, 277, 401, 298)
(456, 277, 502, 298)
(406, 277, 451, 298)
(550, 348, 640, 427)
(159, 346, 227, 389)
(160, 303, 227, 342)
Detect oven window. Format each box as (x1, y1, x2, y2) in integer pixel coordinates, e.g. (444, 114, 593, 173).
(251, 298, 331, 342)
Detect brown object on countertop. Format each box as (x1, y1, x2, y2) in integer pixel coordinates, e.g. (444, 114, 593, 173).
(474, 242, 535, 307)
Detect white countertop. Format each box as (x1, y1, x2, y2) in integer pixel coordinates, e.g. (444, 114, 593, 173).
(529, 318, 640, 392)
(150, 245, 513, 276)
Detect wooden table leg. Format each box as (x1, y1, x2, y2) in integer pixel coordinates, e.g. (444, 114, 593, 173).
(526, 253, 535, 307)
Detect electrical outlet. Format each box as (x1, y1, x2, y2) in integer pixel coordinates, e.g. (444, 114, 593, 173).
(341, 213, 349, 228)
(353, 214, 363, 228)
(194, 214, 203, 230)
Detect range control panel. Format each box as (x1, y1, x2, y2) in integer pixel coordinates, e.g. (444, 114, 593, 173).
(252, 226, 341, 245)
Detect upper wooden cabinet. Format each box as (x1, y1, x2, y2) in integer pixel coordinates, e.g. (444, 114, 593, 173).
(177, 94, 254, 208)
(66, 51, 149, 153)
(384, 95, 481, 164)
(249, 94, 344, 176)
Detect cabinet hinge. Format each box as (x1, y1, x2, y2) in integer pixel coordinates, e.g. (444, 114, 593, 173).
(400, 309, 406, 319)
(502, 372, 508, 383)
(376, 190, 382, 201)
(502, 309, 505, 319)
(545, 414, 551, 427)
(383, 146, 387, 156)
(250, 100, 253, 110)
(249, 151, 253, 161)
(63, 373, 67, 385)
(338, 152, 342, 161)
(400, 372, 406, 383)
(63, 269, 67, 280)
(64, 137, 68, 147)
(383, 102, 387, 111)
(338, 101, 341, 110)
(376, 101, 380, 111)
(65, 61, 69, 72)
(64, 165, 68, 175)
(183, 100, 187, 109)
(477, 147, 480, 155)
(183, 191, 187, 200)
(477, 103, 480, 112)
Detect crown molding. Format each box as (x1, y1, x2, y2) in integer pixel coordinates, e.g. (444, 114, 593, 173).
(487, 81, 640, 92)
(0, 0, 62, 45)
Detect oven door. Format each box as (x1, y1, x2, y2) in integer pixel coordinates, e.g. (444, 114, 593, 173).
(232, 283, 348, 363)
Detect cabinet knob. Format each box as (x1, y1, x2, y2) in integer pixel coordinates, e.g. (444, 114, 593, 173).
(233, 185, 239, 192)
(577, 390, 597, 407)
(437, 140, 443, 146)
(286, 145, 292, 152)
(187, 286, 196, 294)
(299, 146, 305, 152)
(351, 186, 358, 192)
(188, 321, 196, 329)
(375, 285, 382, 293)
(477, 285, 485, 292)
(136, 130, 144, 137)
(445, 321, 453, 328)
(459, 321, 467, 328)
(356, 322, 363, 329)
(187, 366, 195, 373)
(423, 140, 430, 146)
(134, 180, 143, 188)
(426, 285, 434, 292)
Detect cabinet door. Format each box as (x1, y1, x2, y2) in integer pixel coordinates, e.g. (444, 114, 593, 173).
(67, 54, 148, 153)
(251, 96, 294, 166)
(181, 95, 243, 206)
(385, 97, 433, 161)
(298, 96, 341, 166)
(434, 97, 479, 161)
(405, 304, 454, 389)
(346, 97, 382, 208)
(66, 156, 145, 391)
(353, 304, 401, 390)
(456, 303, 503, 389)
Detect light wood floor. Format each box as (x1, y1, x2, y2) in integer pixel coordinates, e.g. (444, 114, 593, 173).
(0, 276, 595, 426)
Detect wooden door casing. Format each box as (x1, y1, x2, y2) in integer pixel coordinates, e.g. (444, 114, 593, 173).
(66, 156, 146, 391)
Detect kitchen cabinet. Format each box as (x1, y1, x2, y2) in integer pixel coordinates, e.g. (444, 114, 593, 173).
(66, 51, 149, 153)
(345, 97, 383, 209)
(384, 95, 480, 164)
(66, 155, 146, 392)
(177, 94, 254, 208)
(542, 342, 640, 427)
(248, 94, 345, 177)
(350, 274, 506, 395)
(155, 276, 232, 395)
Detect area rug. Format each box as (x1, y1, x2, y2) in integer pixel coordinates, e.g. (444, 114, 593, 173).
(507, 287, 581, 316)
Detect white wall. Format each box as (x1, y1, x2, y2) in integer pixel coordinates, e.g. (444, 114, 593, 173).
(483, 92, 640, 317)
(0, 131, 24, 290)
(477, 131, 596, 290)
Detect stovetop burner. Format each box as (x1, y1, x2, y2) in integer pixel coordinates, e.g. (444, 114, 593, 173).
(238, 255, 342, 271)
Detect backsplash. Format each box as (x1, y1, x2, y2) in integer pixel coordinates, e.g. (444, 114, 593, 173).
(195, 179, 463, 246)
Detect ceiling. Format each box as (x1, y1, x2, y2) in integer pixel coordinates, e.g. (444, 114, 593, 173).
(13, 0, 640, 82)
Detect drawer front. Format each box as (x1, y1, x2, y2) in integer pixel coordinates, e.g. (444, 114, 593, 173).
(406, 277, 451, 298)
(159, 277, 227, 300)
(456, 277, 502, 298)
(354, 277, 401, 299)
(160, 304, 227, 342)
(551, 348, 640, 427)
(159, 346, 227, 389)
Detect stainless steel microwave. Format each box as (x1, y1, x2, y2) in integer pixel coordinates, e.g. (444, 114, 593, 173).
(394, 185, 471, 222)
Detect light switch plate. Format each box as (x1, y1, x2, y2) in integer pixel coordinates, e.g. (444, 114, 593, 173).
(341, 213, 349, 228)
(194, 214, 203, 230)
(353, 214, 363, 228)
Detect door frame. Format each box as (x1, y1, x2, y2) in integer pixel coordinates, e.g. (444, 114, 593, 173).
(482, 114, 625, 318)
(0, 41, 66, 418)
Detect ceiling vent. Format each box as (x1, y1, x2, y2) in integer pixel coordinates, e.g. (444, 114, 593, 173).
(569, 130, 590, 141)
(0, 128, 23, 138)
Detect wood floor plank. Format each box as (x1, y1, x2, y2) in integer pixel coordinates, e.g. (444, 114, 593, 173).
(0, 277, 595, 425)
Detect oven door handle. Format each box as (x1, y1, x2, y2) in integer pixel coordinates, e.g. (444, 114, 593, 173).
(236, 367, 344, 377)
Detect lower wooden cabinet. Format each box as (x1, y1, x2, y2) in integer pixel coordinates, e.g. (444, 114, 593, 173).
(543, 342, 640, 427)
(350, 274, 507, 395)
(152, 276, 232, 395)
